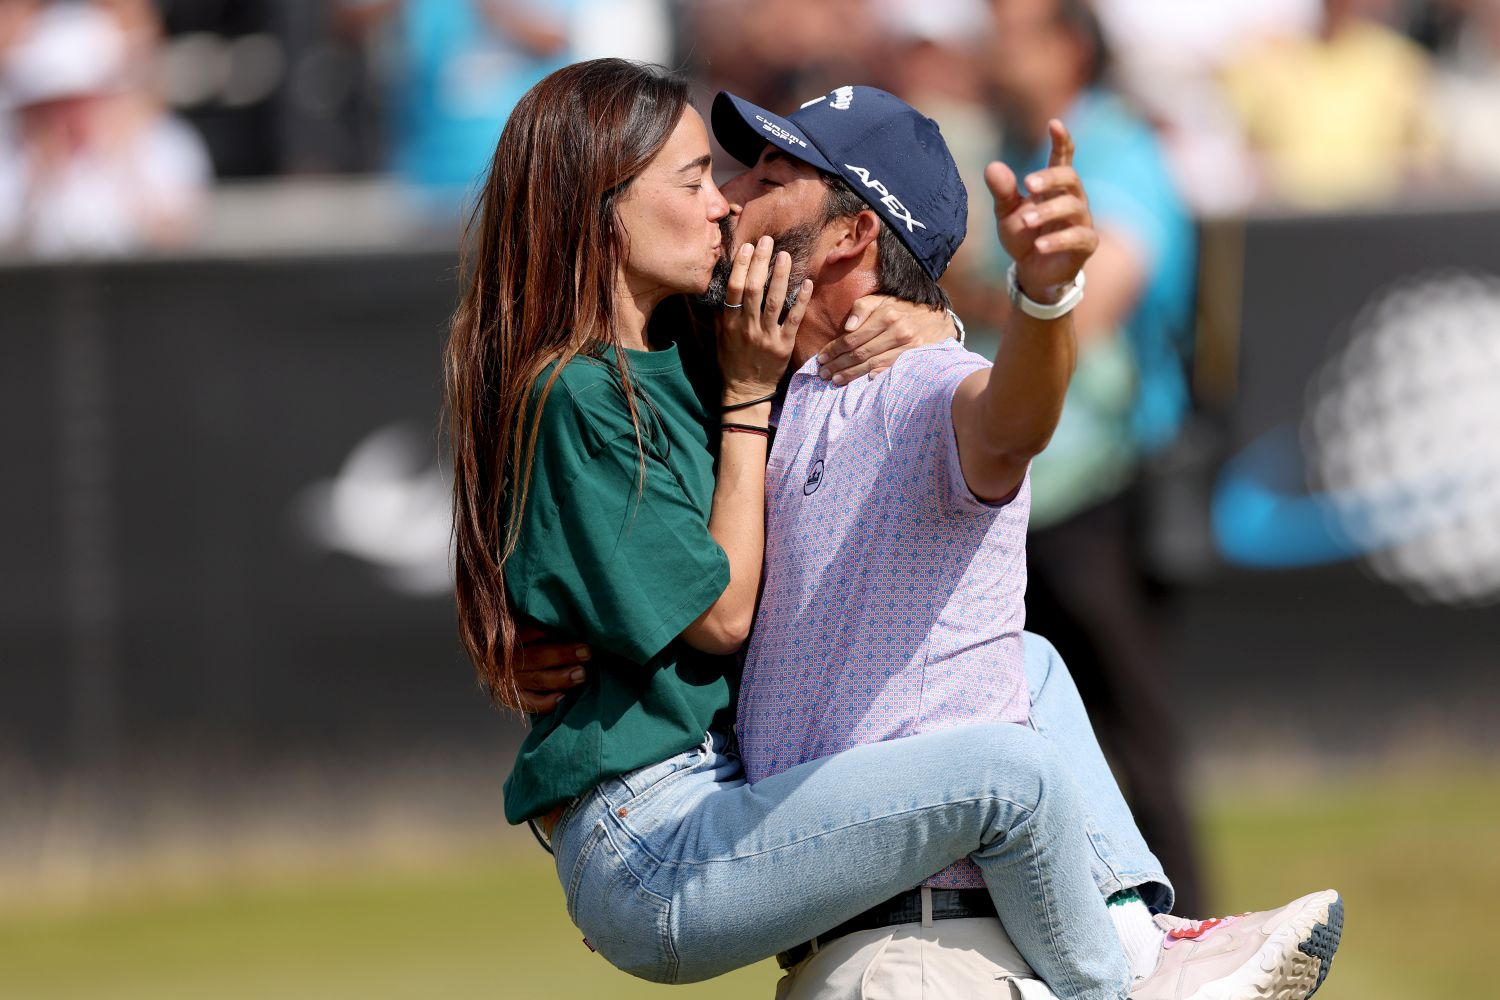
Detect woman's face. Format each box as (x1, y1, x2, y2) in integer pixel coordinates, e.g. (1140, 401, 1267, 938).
(615, 108, 731, 301)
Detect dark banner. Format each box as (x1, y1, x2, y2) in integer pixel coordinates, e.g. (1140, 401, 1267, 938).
(0, 252, 506, 772)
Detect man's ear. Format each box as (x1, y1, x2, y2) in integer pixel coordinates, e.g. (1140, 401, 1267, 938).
(823, 209, 881, 267)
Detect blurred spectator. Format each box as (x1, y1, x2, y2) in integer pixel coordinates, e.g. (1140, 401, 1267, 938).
(1431, 0, 1500, 186)
(0, 0, 38, 242)
(688, 0, 882, 118)
(950, 0, 1205, 914)
(1090, 0, 1319, 214)
(338, 0, 566, 205)
(873, 0, 1002, 277)
(1222, 0, 1440, 208)
(0, 1, 210, 258)
(339, 0, 674, 212)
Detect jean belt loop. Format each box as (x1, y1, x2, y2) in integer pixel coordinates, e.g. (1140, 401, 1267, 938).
(920, 886, 934, 928)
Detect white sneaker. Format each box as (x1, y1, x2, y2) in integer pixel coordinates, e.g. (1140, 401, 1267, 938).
(1129, 889, 1344, 1000)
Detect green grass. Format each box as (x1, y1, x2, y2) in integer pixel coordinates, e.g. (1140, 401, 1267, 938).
(1202, 766, 1500, 1000)
(2, 768, 1495, 999)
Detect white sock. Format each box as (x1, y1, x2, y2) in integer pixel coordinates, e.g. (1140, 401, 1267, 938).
(1108, 893, 1166, 980)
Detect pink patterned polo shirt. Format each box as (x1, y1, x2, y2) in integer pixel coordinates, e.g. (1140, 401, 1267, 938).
(737, 341, 1031, 888)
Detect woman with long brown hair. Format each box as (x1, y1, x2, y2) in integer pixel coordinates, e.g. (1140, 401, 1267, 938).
(446, 59, 1139, 997)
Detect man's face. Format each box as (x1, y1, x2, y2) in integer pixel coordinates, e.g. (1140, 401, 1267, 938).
(703, 146, 832, 304)
(721, 147, 829, 248)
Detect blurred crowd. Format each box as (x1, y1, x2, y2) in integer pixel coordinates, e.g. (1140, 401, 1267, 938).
(2, 0, 1500, 259)
(690, 0, 1500, 213)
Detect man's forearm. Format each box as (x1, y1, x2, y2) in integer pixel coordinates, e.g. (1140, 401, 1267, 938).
(951, 301, 1077, 503)
(978, 305, 1076, 460)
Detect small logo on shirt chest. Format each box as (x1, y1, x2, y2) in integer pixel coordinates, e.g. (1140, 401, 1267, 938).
(803, 459, 825, 496)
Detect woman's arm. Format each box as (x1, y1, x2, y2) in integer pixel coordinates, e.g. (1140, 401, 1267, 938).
(814, 296, 960, 384)
(683, 396, 773, 652)
(681, 236, 810, 654)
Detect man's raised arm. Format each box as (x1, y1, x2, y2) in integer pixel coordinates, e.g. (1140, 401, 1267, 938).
(951, 120, 1097, 503)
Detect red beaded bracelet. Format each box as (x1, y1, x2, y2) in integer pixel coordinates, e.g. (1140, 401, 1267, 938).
(722, 423, 771, 438)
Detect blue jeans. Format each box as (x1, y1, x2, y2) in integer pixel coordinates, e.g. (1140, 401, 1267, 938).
(549, 633, 1170, 998)
(1025, 632, 1173, 914)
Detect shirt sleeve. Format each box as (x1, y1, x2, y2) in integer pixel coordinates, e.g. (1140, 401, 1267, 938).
(515, 431, 731, 667)
(880, 347, 1005, 516)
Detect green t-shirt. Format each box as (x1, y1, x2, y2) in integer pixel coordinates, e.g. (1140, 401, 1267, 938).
(501, 342, 734, 824)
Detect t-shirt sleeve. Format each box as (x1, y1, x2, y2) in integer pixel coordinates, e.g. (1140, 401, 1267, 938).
(515, 430, 731, 666)
(881, 347, 1005, 515)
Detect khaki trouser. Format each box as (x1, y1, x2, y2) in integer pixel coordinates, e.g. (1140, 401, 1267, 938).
(775, 912, 1059, 1000)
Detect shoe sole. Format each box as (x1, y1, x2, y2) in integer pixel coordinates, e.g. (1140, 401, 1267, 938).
(1188, 890, 1344, 1000)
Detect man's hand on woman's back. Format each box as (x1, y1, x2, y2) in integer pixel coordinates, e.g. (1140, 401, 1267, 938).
(504, 624, 590, 713)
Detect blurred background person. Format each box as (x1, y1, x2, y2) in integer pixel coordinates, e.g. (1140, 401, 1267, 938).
(337, 0, 575, 213)
(948, 0, 1205, 914)
(0, 0, 209, 258)
(872, 0, 1003, 281)
(337, 0, 671, 215)
(1222, 0, 1441, 208)
(1430, 0, 1500, 187)
(1087, 0, 1316, 214)
(0, 0, 39, 242)
(687, 0, 882, 122)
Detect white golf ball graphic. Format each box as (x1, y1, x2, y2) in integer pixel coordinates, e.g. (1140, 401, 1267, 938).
(1305, 270, 1500, 606)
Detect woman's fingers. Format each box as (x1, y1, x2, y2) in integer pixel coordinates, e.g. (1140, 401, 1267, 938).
(780, 279, 814, 348)
(764, 250, 793, 318)
(724, 241, 754, 307)
(824, 309, 947, 383)
(832, 294, 894, 343)
(818, 322, 883, 375)
(741, 235, 774, 314)
(826, 330, 897, 383)
(715, 235, 801, 398)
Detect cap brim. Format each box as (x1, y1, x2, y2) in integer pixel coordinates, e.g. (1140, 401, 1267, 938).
(711, 91, 836, 173)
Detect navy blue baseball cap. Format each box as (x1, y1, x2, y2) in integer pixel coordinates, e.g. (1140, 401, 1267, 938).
(711, 85, 967, 280)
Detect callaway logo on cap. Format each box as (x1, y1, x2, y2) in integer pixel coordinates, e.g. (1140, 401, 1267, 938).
(711, 85, 967, 280)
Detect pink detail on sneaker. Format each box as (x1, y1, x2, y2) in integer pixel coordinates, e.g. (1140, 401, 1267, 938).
(1161, 914, 1242, 949)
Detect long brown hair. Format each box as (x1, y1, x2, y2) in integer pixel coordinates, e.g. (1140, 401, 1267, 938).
(445, 59, 691, 707)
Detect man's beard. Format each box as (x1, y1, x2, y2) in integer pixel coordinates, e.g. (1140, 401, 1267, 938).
(698, 218, 819, 310)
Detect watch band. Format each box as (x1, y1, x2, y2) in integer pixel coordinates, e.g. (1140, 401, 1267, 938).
(1007, 263, 1086, 321)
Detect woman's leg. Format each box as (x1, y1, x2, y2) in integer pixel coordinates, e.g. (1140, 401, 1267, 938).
(552, 725, 1130, 999)
(1022, 630, 1174, 913)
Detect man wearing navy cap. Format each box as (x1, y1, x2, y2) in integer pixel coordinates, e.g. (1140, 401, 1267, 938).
(708, 85, 1340, 1000)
